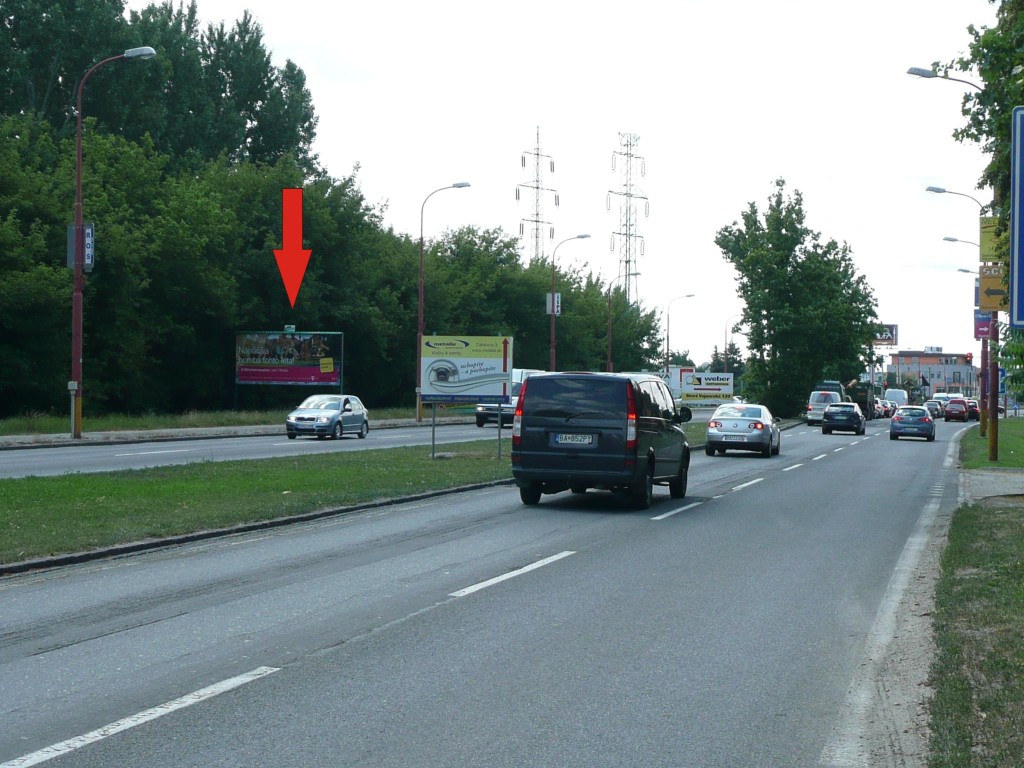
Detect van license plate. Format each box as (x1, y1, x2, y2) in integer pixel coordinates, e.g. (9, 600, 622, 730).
(556, 433, 593, 445)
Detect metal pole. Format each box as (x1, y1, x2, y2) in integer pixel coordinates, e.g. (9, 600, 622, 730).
(989, 312, 999, 460)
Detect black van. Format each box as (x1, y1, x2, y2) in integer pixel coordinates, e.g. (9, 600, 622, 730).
(511, 372, 692, 509)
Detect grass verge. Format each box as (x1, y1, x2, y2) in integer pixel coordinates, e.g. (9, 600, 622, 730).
(0, 440, 511, 565)
(928, 417, 1024, 766)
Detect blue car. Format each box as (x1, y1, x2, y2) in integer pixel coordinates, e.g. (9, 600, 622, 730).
(890, 405, 936, 442)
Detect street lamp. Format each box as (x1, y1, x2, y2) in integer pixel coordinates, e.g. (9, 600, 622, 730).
(71, 45, 156, 439)
(944, 236, 990, 435)
(907, 67, 983, 91)
(723, 313, 743, 373)
(927, 186, 985, 210)
(549, 234, 590, 371)
(664, 294, 695, 373)
(605, 274, 627, 372)
(416, 182, 470, 422)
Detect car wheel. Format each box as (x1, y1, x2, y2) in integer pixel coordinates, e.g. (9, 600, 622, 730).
(358, 421, 369, 439)
(287, 433, 296, 440)
(927, 434, 935, 442)
(705, 445, 715, 456)
(822, 428, 831, 435)
(859, 425, 866, 435)
(772, 436, 781, 456)
(669, 465, 687, 499)
(890, 433, 898, 440)
(475, 417, 485, 427)
(331, 422, 343, 440)
(632, 468, 654, 510)
(519, 485, 542, 505)
(762, 442, 772, 458)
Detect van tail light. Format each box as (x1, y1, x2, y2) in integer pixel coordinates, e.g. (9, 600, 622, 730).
(625, 382, 638, 450)
(511, 379, 528, 447)
(806, 404, 812, 412)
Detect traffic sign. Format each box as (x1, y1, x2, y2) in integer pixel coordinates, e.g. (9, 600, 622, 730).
(980, 262, 1006, 311)
(1010, 106, 1024, 326)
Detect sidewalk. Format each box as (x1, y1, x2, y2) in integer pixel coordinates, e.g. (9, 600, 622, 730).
(959, 466, 1024, 504)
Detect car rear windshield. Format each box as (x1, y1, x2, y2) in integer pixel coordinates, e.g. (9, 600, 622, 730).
(521, 377, 626, 420)
(829, 404, 855, 411)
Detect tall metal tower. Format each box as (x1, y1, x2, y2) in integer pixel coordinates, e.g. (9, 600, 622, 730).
(516, 126, 558, 261)
(607, 132, 648, 305)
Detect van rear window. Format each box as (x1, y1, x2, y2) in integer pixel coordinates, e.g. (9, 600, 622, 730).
(811, 393, 837, 404)
(521, 377, 625, 419)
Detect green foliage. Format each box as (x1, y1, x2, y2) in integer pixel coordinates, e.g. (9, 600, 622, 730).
(0, 2, 661, 419)
(715, 179, 879, 415)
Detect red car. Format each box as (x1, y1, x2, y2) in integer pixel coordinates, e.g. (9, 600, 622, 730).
(966, 399, 981, 420)
(944, 398, 969, 422)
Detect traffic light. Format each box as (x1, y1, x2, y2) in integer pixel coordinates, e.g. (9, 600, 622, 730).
(966, 352, 973, 364)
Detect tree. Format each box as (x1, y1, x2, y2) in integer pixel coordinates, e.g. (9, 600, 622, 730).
(715, 179, 878, 416)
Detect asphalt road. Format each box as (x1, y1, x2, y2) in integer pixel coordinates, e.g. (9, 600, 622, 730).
(0, 422, 492, 478)
(0, 418, 968, 767)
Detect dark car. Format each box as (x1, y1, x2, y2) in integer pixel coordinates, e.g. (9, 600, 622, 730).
(511, 372, 692, 509)
(285, 394, 370, 439)
(821, 402, 866, 435)
(966, 399, 981, 421)
(890, 405, 936, 441)
(944, 398, 969, 422)
(705, 403, 781, 457)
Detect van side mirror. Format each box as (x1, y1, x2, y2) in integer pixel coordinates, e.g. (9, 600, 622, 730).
(676, 405, 693, 423)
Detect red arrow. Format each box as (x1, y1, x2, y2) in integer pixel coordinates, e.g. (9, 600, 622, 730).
(274, 188, 312, 308)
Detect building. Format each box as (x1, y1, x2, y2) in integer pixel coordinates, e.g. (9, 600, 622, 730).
(885, 348, 977, 398)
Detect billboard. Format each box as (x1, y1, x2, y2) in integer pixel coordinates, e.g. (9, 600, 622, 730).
(420, 336, 515, 404)
(235, 331, 343, 386)
(875, 324, 898, 346)
(664, 366, 734, 405)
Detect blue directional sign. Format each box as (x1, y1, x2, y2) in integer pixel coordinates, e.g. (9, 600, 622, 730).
(1011, 107, 1024, 326)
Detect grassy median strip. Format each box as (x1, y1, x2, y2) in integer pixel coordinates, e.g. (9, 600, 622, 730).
(928, 418, 1024, 767)
(0, 441, 512, 565)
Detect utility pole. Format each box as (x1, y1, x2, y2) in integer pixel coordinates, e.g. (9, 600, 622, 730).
(607, 133, 648, 306)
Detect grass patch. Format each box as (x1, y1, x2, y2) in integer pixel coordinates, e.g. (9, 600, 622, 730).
(0, 440, 511, 565)
(928, 416, 1024, 766)
(959, 416, 1024, 469)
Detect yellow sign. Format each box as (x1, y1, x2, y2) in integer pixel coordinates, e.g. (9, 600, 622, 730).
(979, 263, 1006, 311)
(980, 217, 999, 262)
(319, 357, 335, 373)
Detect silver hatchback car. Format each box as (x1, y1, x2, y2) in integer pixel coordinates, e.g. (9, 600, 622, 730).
(705, 403, 781, 457)
(286, 394, 370, 439)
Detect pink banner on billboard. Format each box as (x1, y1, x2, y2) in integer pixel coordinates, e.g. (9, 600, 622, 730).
(235, 332, 342, 386)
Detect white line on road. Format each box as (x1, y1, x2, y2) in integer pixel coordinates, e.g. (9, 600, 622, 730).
(1, 667, 279, 768)
(833, 447, 845, 452)
(450, 551, 575, 597)
(651, 501, 702, 520)
(731, 478, 764, 492)
(114, 449, 190, 457)
(812, 454, 828, 461)
(782, 463, 803, 471)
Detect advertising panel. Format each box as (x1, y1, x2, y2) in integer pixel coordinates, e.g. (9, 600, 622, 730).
(665, 366, 734, 405)
(875, 324, 898, 346)
(420, 336, 514, 404)
(235, 331, 343, 386)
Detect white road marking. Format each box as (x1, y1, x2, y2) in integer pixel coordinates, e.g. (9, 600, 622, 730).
(731, 478, 764, 492)
(114, 449, 190, 457)
(812, 454, 828, 461)
(450, 551, 575, 597)
(651, 501, 702, 520)
(783, 463, 803, 471)
(833, 447, 845, 453)
(1, 667, 279, 768)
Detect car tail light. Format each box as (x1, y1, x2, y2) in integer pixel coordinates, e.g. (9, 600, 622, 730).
(625, 382, 638, 450)
(892, 415, 904, 422)
(709, 420, 723, 428)
(750, 421, 765, 430)
(511, 379, 528, 447)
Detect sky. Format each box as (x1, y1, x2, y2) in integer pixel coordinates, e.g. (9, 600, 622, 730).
(125, 0, 999, 367)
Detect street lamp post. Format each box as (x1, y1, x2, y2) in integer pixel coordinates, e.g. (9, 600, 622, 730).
(605, 274, 627, 372)
(71, 46, 156, 439)
(907, 67, 983, 92)
(549, 234, 590, 371)
(944, 232, 990, 436)
(416, 182, 470, 423)
(664, 294, 695, 373)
